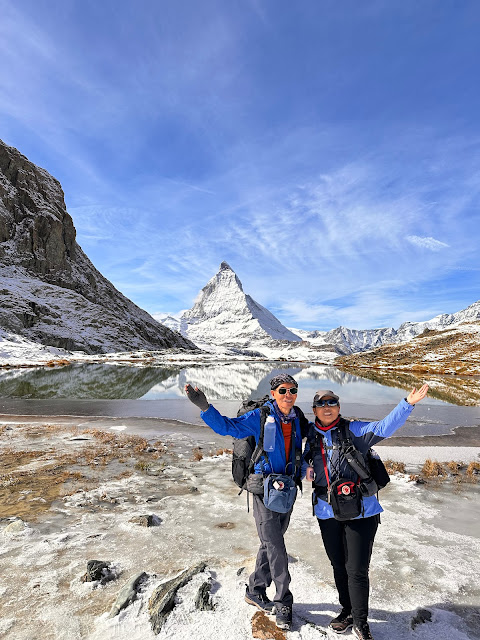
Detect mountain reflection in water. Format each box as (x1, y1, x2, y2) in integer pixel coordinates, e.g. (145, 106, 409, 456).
(1, 362, 480, 407)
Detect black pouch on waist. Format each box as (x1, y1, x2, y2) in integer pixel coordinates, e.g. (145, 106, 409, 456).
(328, 478, 362, 521)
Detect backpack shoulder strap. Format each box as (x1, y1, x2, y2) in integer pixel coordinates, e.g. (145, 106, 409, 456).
(248, 404, 271, 473)
(337, 417, 371, 480)
(294, 405, 310, 439)
(337, 417, 352, 444)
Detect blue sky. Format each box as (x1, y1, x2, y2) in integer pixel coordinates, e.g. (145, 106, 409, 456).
(1, 0, 480, 331)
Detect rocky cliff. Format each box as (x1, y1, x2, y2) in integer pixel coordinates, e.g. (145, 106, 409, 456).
(0, 140, 196, 354)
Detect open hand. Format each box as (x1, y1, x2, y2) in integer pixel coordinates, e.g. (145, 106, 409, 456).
(185, 384, 210, 411)
(406, 384, 429, 405)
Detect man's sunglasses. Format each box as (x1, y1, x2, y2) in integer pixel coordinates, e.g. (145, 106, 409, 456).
(277, 387, 298, 395)
(314, 399, 339, 407)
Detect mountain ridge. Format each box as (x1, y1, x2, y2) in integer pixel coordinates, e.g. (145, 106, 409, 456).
(0, 139, 197, 355)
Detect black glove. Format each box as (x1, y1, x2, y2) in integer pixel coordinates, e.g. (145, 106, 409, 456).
(185, 384, 209, 411)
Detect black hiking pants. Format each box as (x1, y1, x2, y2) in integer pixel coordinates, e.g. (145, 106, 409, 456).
(318, 515, 378, 627)
(249, 494, 294, 606)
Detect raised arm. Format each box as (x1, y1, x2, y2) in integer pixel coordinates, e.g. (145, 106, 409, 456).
(185, 383, 261, 439)
(350, 384, 429, 446)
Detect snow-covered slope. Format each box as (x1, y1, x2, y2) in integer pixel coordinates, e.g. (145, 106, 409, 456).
(0, 140, 196, 355)
(338, 320, 480, 376)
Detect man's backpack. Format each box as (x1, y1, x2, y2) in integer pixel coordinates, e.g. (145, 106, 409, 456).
(231, 395, 270, 491)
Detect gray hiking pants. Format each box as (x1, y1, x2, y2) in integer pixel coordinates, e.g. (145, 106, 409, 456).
(248, 494, 294, 606)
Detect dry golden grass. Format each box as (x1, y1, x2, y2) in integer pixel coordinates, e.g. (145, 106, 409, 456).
(384, 460, 406, 474)
(45, 359, 71, 367)
(421, 459, 447, 477)
(212, 448, 233, 456)
(0, 423, 171, 519)
(191, 447, 204, 461)
(447, 461, 464, 475)
(466, 461, 480, 477)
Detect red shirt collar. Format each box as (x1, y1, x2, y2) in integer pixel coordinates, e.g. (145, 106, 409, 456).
(315, 416, 341, 432)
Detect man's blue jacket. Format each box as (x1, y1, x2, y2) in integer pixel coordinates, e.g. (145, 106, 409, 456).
(200, 399, 305, 478)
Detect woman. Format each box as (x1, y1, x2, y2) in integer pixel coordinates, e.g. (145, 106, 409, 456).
(305, 384, 428, 640)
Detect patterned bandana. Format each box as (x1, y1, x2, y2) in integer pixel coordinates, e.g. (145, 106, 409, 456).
(270, 373, 298, 390)
(272, 401, 297, 422)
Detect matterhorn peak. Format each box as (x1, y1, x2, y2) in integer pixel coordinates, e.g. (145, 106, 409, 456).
(179, 262, 301, 353)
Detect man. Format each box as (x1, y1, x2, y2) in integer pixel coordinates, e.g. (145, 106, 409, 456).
(305, 384, 428, 640)
(185, 373, 308, 630)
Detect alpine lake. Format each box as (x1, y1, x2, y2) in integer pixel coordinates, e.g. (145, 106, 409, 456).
(1, 361, 480, 442)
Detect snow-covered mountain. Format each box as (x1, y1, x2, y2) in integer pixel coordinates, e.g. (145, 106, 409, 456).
(160, 262, 337, 361)
(0, 140, 197, 355)
(181, 261, 300, 344)
(291, 326, 398, 355)
(160, 261, 480, 362)
(337, 320, 480, 377)
(291, 300, 480, 355)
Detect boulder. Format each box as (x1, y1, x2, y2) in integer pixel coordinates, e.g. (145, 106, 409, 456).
(108, 572, 149, 618)
(2, 518, 26, 535)
(129, 514, 161, 527)
(149, 562, 207, 633)
(81, 560, 115, 584)
(411, 608, 432, 629)
(194, 579, 215, 611)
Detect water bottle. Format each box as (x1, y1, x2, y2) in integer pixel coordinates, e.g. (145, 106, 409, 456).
(263, 416, 276, 452)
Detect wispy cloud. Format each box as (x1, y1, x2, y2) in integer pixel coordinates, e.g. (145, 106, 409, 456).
(406, 235, 449, 251)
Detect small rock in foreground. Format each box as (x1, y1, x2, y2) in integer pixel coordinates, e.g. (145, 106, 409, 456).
(195, 579, 215, 611)
(129, 514, 162, 527)
(82, 560, 116, 585)
(2, 519, 26, 536)
(149, 562, 207, 634)
(108, 572, 149, 618)
(411, 608, 432, 629)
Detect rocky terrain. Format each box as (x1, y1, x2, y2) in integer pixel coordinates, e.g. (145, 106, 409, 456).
(0, 140, 196, 355)
(337, 321, 480, 382)
(0, 417, 479, 640)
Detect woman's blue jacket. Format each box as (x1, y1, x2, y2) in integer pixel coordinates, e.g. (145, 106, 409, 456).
(305, 398, 414, 520)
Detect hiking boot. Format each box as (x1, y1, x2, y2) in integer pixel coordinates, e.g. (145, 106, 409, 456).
(275, 604, 292, 630)
(244, 587, 275, 613)
(329, 609, 353, 633)
(353, 622, 374, 640)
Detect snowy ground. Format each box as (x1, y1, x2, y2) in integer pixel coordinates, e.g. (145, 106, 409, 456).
(0, 419, 479, 640)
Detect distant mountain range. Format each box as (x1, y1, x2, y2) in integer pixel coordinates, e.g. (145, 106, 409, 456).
(160, 261, 480, 361)
(0, 140, 196, 355)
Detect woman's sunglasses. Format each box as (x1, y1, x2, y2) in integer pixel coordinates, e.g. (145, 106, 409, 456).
(314, 399, 339, 407)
